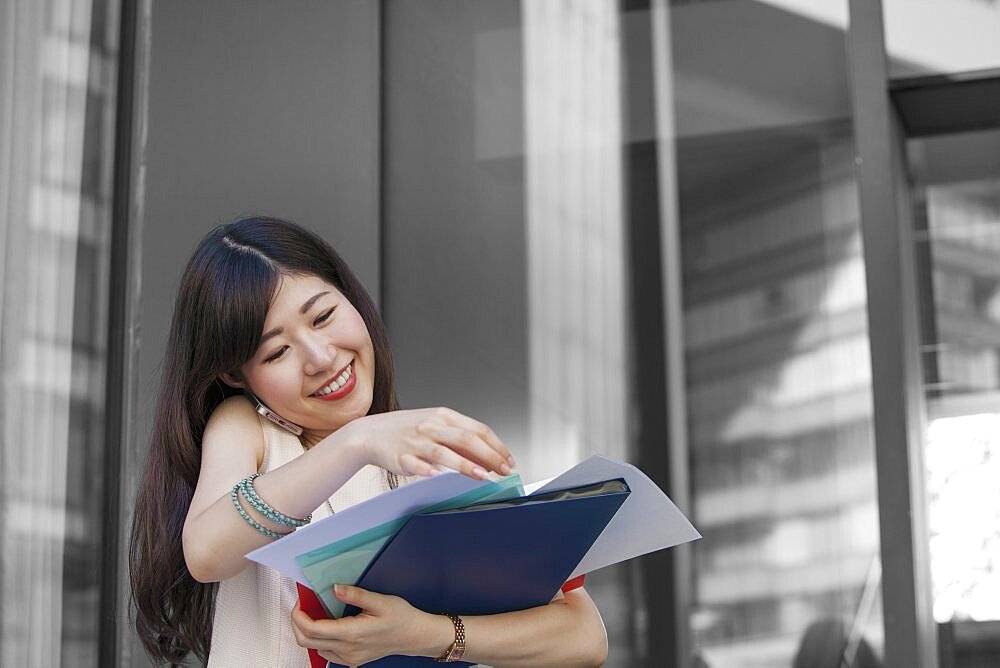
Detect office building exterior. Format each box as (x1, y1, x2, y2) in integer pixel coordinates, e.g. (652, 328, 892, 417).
(2, 1, 998, 666)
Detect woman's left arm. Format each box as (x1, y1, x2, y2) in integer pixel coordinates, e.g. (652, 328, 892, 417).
(291, 584, 608, 667)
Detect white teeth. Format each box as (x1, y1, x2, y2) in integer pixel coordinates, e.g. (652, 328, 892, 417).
(314, 363, 353, 396)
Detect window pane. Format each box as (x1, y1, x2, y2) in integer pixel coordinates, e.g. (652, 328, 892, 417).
(382, 1, 884, 666)
(0, 0, 120, 664)
(383, 0, 636, 662)
(910, 128, 1000, 624)
(669, 1, 884, 665)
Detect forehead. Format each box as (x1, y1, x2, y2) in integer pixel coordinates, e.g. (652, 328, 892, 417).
(267, 274, 341, 317)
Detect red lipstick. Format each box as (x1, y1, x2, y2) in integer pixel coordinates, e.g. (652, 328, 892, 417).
(312, 362, 356, 402)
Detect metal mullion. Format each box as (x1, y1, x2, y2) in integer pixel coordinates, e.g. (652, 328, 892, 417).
(620, 0, 693, 665)
(846, 1, 937, 666)
(99, 0, 137, 664)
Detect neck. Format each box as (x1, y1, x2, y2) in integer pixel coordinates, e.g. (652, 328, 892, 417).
(300, 429, 331, 450)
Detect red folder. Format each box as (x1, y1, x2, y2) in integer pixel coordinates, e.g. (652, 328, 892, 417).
(296, 583, 331, 668)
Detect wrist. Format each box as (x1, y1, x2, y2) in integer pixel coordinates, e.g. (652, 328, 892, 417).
(409, 610, 455, 658)
(334, 418, 371, 469)
(434, 614, 466, 662)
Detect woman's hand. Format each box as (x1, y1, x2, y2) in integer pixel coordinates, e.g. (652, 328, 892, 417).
(339, 407, 516, 481)
(291, 584, 450, 666)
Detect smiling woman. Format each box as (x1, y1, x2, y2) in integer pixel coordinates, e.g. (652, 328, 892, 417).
(221, 275, 379, 444)
(128, 217, 606, 668)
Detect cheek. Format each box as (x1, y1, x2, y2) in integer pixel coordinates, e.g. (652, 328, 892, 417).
(345, 315, 375, 360)
(248, 366, 302, 404)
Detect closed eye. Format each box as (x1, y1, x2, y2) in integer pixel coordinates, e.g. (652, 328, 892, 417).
(264, 345, 288, 363)
(314, 307, 335, 326)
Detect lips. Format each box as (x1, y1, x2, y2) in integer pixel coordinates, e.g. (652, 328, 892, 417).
(311, 361, 356, 402)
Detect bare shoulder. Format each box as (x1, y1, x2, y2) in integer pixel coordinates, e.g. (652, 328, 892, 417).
(185, 395, 265, 541)
(203, 395, 265, 461)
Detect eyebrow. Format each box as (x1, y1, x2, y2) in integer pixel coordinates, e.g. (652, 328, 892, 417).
(258, 291, 331, 346)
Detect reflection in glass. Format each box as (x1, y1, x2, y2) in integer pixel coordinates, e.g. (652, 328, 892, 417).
(523, 0, 629, 497)
(384, 0, 889, 665)
(912, 129, 1000, 624)
(522, 1, 634, 662)
(668, 1, 882, 665)
(384, 0, 636, 662)
(0, 0, 119, 664)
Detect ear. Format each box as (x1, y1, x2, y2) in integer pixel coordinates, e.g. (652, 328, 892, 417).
(219, 372, 245, 389)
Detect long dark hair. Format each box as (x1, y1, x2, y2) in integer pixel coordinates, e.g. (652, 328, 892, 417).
(129, 217, 399, 664)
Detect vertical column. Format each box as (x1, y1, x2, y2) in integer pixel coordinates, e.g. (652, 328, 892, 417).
(847, 1, 937, 666)
(648, 1, 692, 664)
(523, 0, 628, 477)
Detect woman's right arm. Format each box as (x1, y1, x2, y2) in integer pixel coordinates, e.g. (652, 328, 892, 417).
(182, 397, 514, 583)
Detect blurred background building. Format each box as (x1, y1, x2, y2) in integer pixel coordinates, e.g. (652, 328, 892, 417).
(1, 0, 999, 666)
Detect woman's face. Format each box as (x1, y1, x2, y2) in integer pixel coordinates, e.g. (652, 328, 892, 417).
(231, 273, 376, 442)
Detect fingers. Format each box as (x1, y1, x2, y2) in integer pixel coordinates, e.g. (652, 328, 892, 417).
(420, 426, 508, 479)
(333, 583, 387, 615)
(291, 586, 400, 666)
(291, 604, 366, 666)
(290, 605, 333, 644)
(366, 407, 517, 481)
(318, 650, 353, 667)
(419, 410, 516, 478)
(436, 408, 516, 469)
(291, 604, 359, 642)
(399, 452, 438, 478)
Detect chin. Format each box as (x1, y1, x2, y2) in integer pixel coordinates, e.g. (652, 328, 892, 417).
(320, 404, 371, 431)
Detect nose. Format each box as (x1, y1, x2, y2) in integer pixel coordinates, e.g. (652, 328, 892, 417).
(301, 335, 336, 376)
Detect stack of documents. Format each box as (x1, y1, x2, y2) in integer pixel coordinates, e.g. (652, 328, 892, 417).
(246, 454, 700, 667)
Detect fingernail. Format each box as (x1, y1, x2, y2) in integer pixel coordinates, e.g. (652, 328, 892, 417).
(499, 463, 513, 475)
(334, 584, 344, 596)
(507, 455, 517, 469)
(473, 466, 488, 479)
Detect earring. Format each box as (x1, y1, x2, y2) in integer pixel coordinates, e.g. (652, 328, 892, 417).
(245, 390, 304, 436)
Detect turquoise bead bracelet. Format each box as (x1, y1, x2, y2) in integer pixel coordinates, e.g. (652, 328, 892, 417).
(230, 484, 286, 540)
(238, 473, 312, 528)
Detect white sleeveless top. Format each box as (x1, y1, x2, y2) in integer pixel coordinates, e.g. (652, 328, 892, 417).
(207, 414, 405, 667)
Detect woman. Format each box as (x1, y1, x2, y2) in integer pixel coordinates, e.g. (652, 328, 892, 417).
(129, 217, 608, 666)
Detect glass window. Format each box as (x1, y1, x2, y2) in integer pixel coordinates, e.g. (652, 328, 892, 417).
(383, 0, 635, 661)
(909, 128, 1000, 624)
(668, 1, 883, 665)
(383, 1, 884, 666)
(0, 0, 120, 664)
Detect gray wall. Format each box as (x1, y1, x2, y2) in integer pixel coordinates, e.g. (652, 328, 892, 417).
(119, 1, 380, 663)
(383, 0, 529, 452)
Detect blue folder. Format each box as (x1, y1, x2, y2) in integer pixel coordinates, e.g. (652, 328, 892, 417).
(328, 478, 630, 667)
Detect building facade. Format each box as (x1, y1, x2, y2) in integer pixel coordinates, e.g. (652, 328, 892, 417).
(1, 1, 999, 666)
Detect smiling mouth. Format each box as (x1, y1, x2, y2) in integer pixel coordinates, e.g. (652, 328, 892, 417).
(311, 362, 354, 397)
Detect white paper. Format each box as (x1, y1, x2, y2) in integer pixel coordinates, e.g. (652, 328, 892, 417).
(246, 472, 494, 584)
(522, 476, 554, 495)
(532, 454, 701, 578)
(247, 455, 700, 585)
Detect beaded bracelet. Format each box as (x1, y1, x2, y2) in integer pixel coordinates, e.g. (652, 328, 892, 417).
(238, 473, 312, 528)
(230, 484, 286, 540)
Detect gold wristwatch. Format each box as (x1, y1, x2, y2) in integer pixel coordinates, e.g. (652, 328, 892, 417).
(435, 613, 466, 662)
